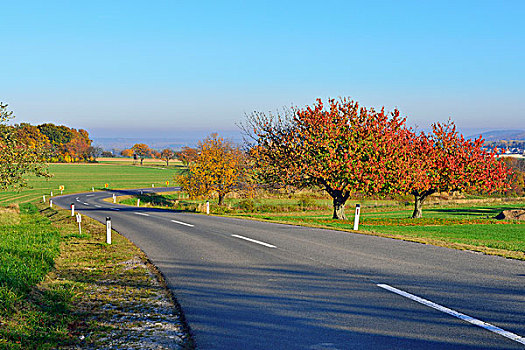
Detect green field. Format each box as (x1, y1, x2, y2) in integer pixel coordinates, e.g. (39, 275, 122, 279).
(0, 162, 183, 205)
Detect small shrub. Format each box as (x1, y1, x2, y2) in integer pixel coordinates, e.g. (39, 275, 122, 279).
(237, 199, 256, 212)
(298, 197, 315, 210)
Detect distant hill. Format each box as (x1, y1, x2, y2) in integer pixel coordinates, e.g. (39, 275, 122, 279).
(467, 130, 525, 142)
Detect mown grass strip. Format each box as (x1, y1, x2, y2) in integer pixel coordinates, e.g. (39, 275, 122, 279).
(0, 203, 74, 349)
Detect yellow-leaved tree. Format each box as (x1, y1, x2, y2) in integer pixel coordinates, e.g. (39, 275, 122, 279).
(179, 133, 247, 205)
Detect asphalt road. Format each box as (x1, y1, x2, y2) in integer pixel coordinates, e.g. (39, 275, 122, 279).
(53, 189, 525, 349)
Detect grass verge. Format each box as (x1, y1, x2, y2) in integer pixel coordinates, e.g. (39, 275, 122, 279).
(0, 203, 72, 349)
(0, 202, 193, 349)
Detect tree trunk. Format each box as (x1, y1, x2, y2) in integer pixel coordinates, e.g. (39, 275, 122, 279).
(218, 193, 225, 206)
(332, 190, 350, 220)
(412, 195, 424, 218)
(166, 159, 169, 166)
(140, 158, 144, 166)
(411, 190, 435, 218)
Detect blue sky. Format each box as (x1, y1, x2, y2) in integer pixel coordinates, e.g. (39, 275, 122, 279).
(2, 0, 524, 137)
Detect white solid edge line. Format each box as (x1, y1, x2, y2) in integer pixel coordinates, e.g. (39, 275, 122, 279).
(170, 220, 194, 227)
(377, 284, 525, 345)
(94, 205, 101, 208)
(83, 203, 90, 206)
(134, 212, 149, 216)
(86, 194, 95, 197)
(231, 234, 276, 248)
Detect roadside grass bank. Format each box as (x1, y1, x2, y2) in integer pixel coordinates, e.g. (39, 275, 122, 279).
(0, 203, 73, 348)
(0, 162, 182, 205)
(115, 192, 525, 260)
(0, 202, 193, 349)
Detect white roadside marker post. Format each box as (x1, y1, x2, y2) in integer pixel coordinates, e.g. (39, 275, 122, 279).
(353, 204, 361, 231)
(50, 191, 53, 197)
(206, 201, 210, 215)
(71, 203, 75, 217)
(152, 184, 154, 188)
(137, 198, 140, 207)
(113, 194, 116, 203)
(49, 199, 53, 208)
(92, 187, 94, 192)
(76, 213, 82, 235)
(43, 195, 46, 203)
(106, 217, 112, 244)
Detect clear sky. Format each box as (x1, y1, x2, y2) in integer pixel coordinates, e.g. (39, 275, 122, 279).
(2, 0, 524, 137)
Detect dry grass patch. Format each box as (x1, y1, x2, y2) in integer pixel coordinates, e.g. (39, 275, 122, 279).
(0, 204, 20, 225)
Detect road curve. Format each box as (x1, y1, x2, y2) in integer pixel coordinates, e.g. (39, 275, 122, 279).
(52, 189, 525, 350)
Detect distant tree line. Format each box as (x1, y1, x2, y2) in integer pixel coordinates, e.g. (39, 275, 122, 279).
(3, 121, 96, 163)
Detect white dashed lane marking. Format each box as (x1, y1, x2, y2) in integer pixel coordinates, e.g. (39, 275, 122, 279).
(231, 234, 276, 248)
(170, 220, 194, 227)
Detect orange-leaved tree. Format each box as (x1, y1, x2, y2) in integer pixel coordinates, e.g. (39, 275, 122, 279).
(179, 134, 247, 205)
(131, 143, 152, 165)
(120, 149, 133, 158)
(161, 149, 175, 166)
(178, 146, 198, 166)
(244, 98, 412, 220)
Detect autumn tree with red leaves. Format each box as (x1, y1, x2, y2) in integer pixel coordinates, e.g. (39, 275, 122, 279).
(401, 121, 510, 218)
(244, 98, 412, 220)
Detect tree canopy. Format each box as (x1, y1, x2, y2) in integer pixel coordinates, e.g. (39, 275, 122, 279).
(402, 121, 511, 218)
(245, 98, 411, 219)
(131, 144, 152, 165)
(160, 149, 175, 166)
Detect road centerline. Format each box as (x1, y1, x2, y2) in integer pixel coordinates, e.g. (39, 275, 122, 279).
(134, 212, 150, 216)
(170, 219, 194, 227)
(377, 283, 525, 345)
(231, 234, 277, 248)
